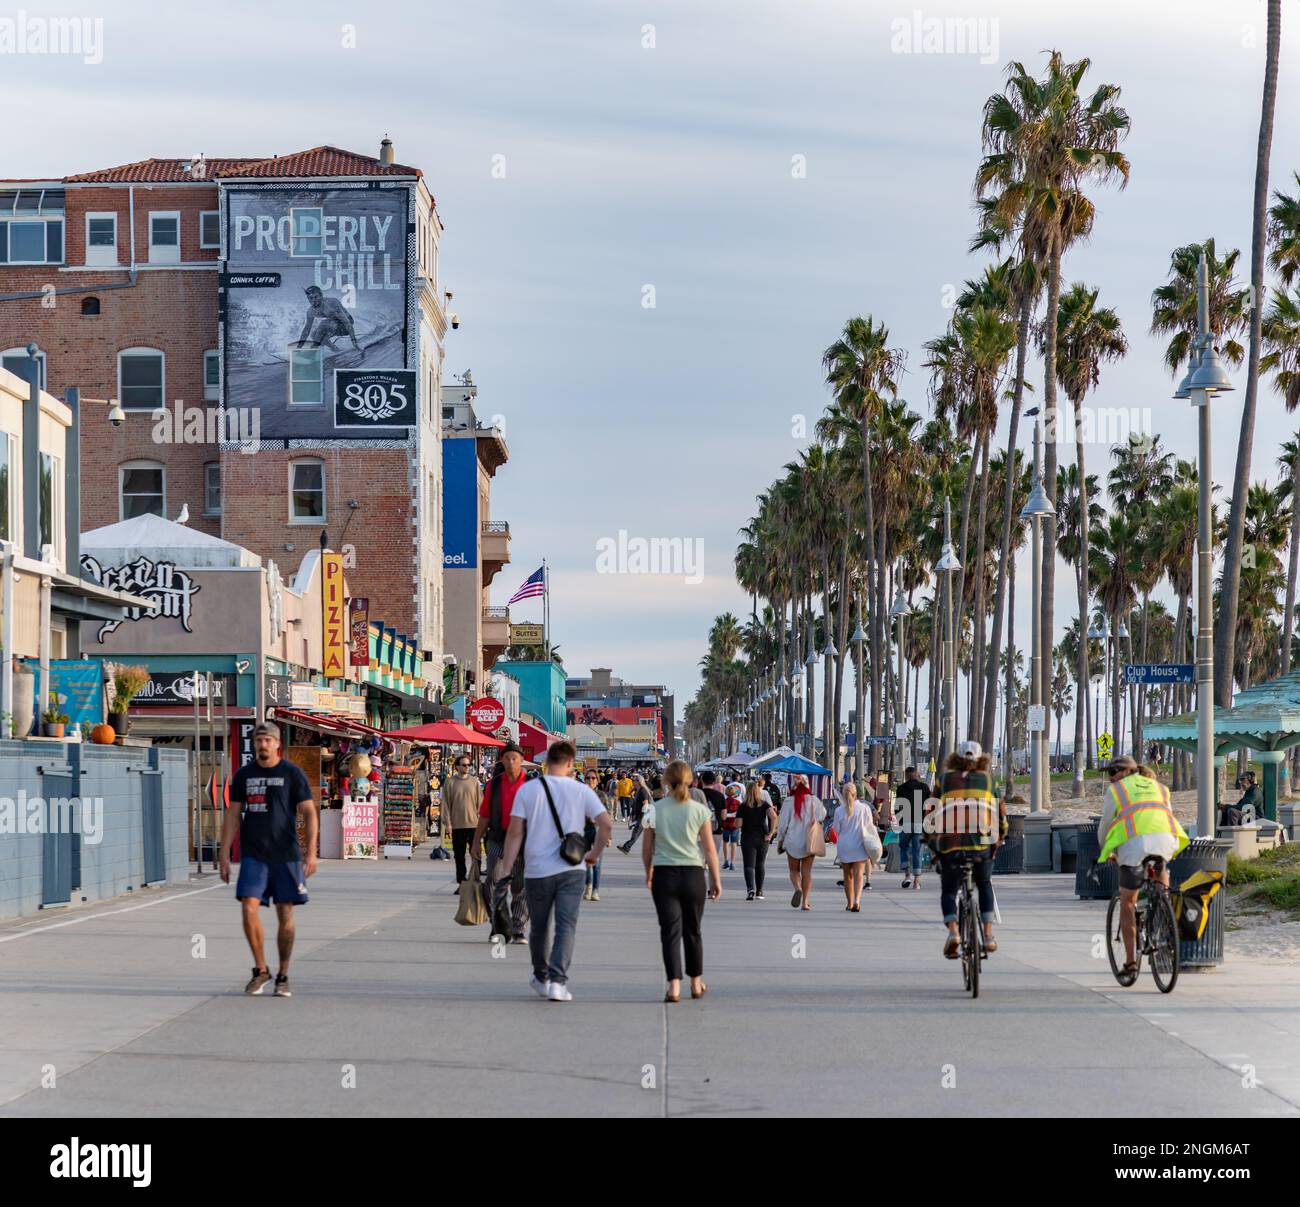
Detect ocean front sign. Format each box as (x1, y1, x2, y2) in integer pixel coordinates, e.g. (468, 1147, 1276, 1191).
(80, 555, 202, 642)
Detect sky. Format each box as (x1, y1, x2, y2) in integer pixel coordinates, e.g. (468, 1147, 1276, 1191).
(4, 0, 1299, 736)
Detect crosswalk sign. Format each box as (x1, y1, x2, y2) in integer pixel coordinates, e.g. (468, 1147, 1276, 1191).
(1097, 732, 1114, 762)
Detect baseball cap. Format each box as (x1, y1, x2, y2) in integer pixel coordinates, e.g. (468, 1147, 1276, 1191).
(1106, 754, 1137, 775)
(254, 721, 281, 740)
(956, 740, 982, 758)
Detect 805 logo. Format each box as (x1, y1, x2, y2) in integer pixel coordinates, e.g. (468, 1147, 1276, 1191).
(333, 369, 418, 428)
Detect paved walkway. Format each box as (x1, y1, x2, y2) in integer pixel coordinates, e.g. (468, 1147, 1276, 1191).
(2, 835, 1298, 1117)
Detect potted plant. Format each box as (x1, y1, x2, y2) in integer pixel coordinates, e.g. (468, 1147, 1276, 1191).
(107, 663, 150, 737)
(43, 693, 66, 739)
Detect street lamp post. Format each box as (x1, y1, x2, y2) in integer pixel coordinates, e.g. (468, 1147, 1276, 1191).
(1021, 415, 1055, 813)
(1174, 251, 1234, 837)
(851, 596, 866, 786)
(889, 589, 911, 775)
(936, 497, 961, 767)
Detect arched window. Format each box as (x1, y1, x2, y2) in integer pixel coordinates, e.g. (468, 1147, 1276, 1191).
(81, 296, 100, 316)
(117, 347, 164, 410)
(1, 345, 46, 390)
(120, 459, 166, 519)
(289, 457, 325, 523)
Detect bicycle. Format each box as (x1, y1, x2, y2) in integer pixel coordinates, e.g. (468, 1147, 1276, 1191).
(948, 852, 988, 999)
(1105, 855, 1179, 993)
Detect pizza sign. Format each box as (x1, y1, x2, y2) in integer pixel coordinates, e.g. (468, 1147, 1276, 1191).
(468, 696, 505, 734)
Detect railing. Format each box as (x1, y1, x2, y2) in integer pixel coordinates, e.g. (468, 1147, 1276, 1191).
(483, 606, 510, 621)
(482, 520, 510, 535)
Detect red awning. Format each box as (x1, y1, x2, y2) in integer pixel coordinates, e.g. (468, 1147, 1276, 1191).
(518, 719, 562, 759)
(381, 720, 506, 747)
(272, 707, 381, 739)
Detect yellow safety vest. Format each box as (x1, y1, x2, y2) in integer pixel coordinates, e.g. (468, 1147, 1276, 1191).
(1097, 773, 1188, 863)
(934, 772, 1001, 850)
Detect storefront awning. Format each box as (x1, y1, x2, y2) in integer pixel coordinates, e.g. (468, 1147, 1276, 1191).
(272, 707, 382, 740)
(366, 681, 447, 718)
(518, 719, 564, 759)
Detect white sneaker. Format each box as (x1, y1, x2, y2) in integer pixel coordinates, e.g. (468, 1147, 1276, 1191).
(546, 981, 573, 1002)
(529, 975, 549, 998)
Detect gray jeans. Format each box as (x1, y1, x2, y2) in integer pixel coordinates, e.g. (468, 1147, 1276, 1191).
(485, 837, 528, 938)
(524, 869, 586, 985)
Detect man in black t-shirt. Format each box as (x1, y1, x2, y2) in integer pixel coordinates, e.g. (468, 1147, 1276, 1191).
(220, 721, 317, 998)
(698, 770, 728, 861)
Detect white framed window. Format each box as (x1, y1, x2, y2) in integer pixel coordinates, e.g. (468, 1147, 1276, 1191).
(290, 207, 323, 257)
(148, 211, 180, 263)
(289, 346, 322, 405)
(204, 461, 221, 516)
(199, 210, 220, 249)
(119, 460, 165, 520)
(0, 431, 14, 543)
(1, 346, 46, 391)
(289, 458, 325, 523)
(39, 451, 63, 563)
(118, 347, 164, 410)
(0, 217, 63, 265)
(204, 350, 220, 401)
(85, 211, 117, 266)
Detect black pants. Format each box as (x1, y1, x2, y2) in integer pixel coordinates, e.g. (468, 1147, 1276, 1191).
(620, 819, 644, 851)
(741, 833, 769, 894)
(938, 851, 995, 923)
(451, 828, 477, 883)
(651, 865, 706, 981)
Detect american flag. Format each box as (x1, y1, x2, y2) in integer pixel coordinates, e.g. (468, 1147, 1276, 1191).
(507, 565, 546, 605)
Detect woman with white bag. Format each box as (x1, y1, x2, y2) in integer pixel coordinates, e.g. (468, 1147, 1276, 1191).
(831, 782, 881, 912)
(776, 776, 827, 911)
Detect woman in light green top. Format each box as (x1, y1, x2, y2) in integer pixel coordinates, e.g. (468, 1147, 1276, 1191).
(643, 760, 721, 1003)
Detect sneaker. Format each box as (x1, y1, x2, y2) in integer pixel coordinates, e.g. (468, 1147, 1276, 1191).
(863, 882, 872, 891)
(582, 887, 592, 901)
(273, 974, 291, 997)
(746, 889, 755, 901)
(590, 891, 599, 901)
(756, 892, 765, 900)
(511, 934, 527, 945)
(901, 878, 912, 889)
(529, 975, 549, 998)
(547, 981, 573, 1002)
(836, 879, 845, 887)
(244, 967, 271, 996)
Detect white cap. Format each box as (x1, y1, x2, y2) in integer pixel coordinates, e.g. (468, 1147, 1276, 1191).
(956, 739, 982, 758)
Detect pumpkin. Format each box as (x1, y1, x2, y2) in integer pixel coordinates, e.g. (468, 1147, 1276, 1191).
(91, 723, 116, 745)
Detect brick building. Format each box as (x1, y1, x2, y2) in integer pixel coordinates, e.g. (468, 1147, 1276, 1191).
(0, 141, 451, 671)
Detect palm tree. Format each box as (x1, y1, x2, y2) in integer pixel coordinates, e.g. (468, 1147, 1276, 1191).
(1057, 462, 1104, 777)
(1263, 289, 1300, 669)
(1054, 282, 1127, 790)
(822, 317, 906, 770)
(1149, 239, 1251, 375)
(1268, 171, 1300, 287)
(1220, 0, 1283, 712)
(1051, 652, 1073, 763)
(976, 50, 1131, 718)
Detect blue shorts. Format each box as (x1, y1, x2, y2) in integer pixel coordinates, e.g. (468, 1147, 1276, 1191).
(235, 855, 309, 906)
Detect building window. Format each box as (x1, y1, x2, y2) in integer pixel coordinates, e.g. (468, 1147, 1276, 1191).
(290, 207, 323, 257)
(81, 296, 100, 316)
(120, 460, 165, 520)
(148, 211, 180, 264)
(0, 433, 12, 542)
(118, 348, 164, 411)
(39, 451, 62, 560)
(0, 217, 64, 265)
(1, 347, 46, 390)
(85, 212, 117, 266)
(289, 459, 325, 523)
(204, 350, 220, 401)
(289, 346, 322, 405)
(200, 210, 220, 249)
(204, 461, 221, 516)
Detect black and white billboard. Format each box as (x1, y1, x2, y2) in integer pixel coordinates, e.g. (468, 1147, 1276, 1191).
(223, 187, 410, 439)
(334, 369, 418, 429)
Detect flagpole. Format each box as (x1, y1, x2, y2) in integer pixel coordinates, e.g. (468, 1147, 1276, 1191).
(543, 559, 549, 658)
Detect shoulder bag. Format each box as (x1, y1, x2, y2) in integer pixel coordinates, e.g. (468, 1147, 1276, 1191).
(806, 801, 827, 858)
(540, 775, 587, 866)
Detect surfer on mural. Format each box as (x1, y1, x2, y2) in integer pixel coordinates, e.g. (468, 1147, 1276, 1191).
(296, 285, 363, 353)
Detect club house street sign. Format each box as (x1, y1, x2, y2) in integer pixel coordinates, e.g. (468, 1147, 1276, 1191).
(79, 555, 201, 642)
(468, 696, 506, 734)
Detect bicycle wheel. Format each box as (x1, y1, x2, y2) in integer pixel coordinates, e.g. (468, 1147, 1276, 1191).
(963, 889, 981, 999)
(1105, 894, 1139, 987)
(1148, 890, 1180, 994)
(957, 896, 971, 991)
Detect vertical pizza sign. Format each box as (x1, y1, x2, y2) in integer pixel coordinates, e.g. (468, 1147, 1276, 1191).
(322, 553, 347, 678)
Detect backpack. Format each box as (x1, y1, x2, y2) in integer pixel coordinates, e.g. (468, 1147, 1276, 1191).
(1173, 870, 1223, 942)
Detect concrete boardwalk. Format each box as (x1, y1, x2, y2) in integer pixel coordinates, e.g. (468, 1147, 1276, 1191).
(2, 835, 1298, 1117)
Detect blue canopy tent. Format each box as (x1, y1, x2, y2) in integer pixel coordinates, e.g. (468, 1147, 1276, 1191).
(761, 753, 834, 799)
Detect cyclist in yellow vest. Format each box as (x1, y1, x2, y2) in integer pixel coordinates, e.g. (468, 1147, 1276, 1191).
(1097, 754, 1189, 978)
(928, 740, 1007, 959)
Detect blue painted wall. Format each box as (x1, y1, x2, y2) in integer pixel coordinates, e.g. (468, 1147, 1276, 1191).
(442, 438, 478, 569)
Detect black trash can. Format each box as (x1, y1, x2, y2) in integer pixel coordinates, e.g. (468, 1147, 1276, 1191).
(1052, 822, 1089, 873)
(1075, 817, 1118, 899)
(1168, 838, 1231, 969)
(994, 812, 1025, 873)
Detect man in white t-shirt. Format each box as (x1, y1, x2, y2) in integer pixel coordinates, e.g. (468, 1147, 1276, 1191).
(495, 739, 612, 1001)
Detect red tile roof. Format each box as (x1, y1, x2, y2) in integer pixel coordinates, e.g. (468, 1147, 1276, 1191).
(59, 146, 421, 185)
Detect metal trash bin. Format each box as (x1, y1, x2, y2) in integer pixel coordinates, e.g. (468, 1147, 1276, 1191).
(1075, 817, 1117, 899)
(993, 812, 1025, 874)
(1168, 837, 1231, 969)
(1052, 822, 1089, 874)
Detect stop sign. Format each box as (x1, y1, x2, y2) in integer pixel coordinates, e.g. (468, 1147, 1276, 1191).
(469, 696, 506, 734)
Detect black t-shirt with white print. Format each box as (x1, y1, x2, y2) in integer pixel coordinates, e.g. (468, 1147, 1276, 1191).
(230, 758, 313, 862)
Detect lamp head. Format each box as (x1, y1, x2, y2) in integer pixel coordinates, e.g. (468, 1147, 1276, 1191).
(1020, 477, 1055, 519)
